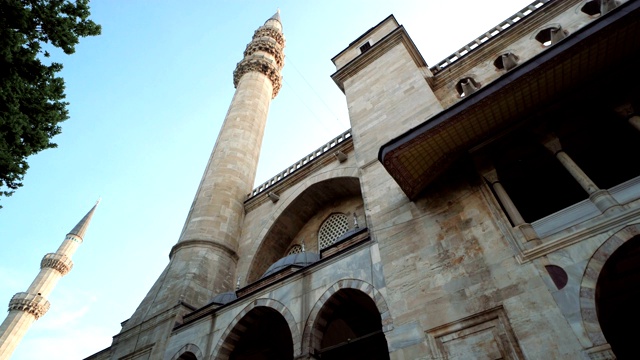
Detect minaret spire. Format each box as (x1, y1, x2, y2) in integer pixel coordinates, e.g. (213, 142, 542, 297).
(119, 12, 285, 337)
(0, 201, 99, 358)
(69, 198, 100, 239)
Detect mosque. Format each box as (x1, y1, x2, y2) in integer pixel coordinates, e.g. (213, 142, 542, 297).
(3, 0, 640, 359)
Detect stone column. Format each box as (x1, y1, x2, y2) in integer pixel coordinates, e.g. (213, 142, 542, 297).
(541, 135, 620, 213)
(482, 168, 540, 244)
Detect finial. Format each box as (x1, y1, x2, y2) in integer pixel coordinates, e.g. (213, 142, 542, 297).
(268, 9, 281, 24)
(301, 241, 306, 253)
(96, 197, 102, 206)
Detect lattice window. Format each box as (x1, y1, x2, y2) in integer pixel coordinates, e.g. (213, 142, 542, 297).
(287, 245, 303, 255)
(318, 213, 349, 250)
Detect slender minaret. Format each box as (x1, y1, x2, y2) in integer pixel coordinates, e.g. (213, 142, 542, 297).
(0, 201, 99, 359)
(120, 11, 284, 330)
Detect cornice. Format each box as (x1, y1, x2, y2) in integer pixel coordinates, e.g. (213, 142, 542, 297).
(331, 26, 428, 92)
(244, 137, 354, 212)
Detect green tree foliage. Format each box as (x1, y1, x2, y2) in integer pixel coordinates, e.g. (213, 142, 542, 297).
(0, 0, 101, 203)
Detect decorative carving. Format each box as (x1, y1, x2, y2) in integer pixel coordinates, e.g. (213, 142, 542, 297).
(244, 38, 284, 68)
(8, 292, 50, 319)
(233, 57, 282, 98)
(41, 253, 73, 275)
(253, 27, 285, 48)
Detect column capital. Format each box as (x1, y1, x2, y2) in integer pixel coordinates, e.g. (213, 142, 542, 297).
(8, 292, 50, 319)
(482, 169, 500, 184)
(540, 134, 563, 155)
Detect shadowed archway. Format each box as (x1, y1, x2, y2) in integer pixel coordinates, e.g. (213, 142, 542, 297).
(596, 235, 640, 358)
(212, 298, 299, 360)
(305, 283, 391, 359)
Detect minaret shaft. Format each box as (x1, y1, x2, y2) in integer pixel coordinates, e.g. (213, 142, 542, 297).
(0, 203, 97, 359)
(119, 13, 285, 338)
(178, 70, 274, 250)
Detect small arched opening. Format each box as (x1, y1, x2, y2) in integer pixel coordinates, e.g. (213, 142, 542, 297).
(221, 306, 294, 360)
(311, 289, 390, 359)
(177, 352, 197, 360)
(535, 26, 567, 47)
(455, 77, 480, 97)
(596, 235, 640, 358)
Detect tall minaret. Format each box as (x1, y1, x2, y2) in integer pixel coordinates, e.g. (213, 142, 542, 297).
(120, 11, 284, 330)
(0, 201, 99, 359)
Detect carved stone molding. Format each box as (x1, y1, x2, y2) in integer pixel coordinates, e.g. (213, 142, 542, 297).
(233, 57, 282, 98)
(8, 292, 50, 319)
(253, 26, 285, 48)
(244, 38, 284, 68)
(41, 253, 73, 275)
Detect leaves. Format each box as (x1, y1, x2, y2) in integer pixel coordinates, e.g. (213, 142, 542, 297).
(0, 0, 101, 205)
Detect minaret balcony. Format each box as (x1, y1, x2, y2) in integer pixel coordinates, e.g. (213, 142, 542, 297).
(40, 253, 73, 275)
(8, 292, 50, 319)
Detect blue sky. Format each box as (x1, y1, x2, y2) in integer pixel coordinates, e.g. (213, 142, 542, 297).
(0, 1, 534, 358)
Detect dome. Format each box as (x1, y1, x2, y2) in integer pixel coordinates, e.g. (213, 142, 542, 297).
(209, 291, 237, 305)
(261, 252, 319, 279)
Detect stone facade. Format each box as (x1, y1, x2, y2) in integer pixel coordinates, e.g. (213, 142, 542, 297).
(86, 1, 640, 359)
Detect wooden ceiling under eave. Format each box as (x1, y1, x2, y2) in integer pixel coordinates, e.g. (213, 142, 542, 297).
(378, 0, 640, 200)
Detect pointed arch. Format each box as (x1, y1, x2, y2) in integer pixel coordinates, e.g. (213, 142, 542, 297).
(580, 223, 640, 346)
(211, 298, 300, 359)
(170, 343, 203, 360)
(241, 167, 361, 283)
(301, 279, 393, 356)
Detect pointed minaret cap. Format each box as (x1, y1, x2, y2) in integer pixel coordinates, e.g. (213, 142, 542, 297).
(265, 9, 282, 30)
(68, 199, 100, 239)
(269, 9, 281, 23)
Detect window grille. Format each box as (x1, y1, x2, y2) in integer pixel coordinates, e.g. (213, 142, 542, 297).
(287, 245, 303, 255)
(318, 213, 349, 250)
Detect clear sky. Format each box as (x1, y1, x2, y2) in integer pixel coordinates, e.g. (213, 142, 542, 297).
(0, 1, 534, 358)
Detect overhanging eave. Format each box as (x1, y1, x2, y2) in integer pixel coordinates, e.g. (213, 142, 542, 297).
(379, 0, 640, 199)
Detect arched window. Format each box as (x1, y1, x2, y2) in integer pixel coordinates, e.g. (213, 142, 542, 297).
(318, 213, 349, 250)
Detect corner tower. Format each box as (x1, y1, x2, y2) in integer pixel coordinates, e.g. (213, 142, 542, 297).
(111, 11, 285, 356)
(0, 201, 99, 359)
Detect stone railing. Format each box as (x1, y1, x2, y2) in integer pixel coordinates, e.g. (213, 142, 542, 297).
(41, 253, 73, 275)
(8, 292, 50, 319)
(430, 0, 550, 74)
(248, 129, 352, 199)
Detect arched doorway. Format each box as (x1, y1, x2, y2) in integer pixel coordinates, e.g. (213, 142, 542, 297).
(224, 306, 294, 360)
(312, 288, 390, 359)
(596, 235, 640, 358)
